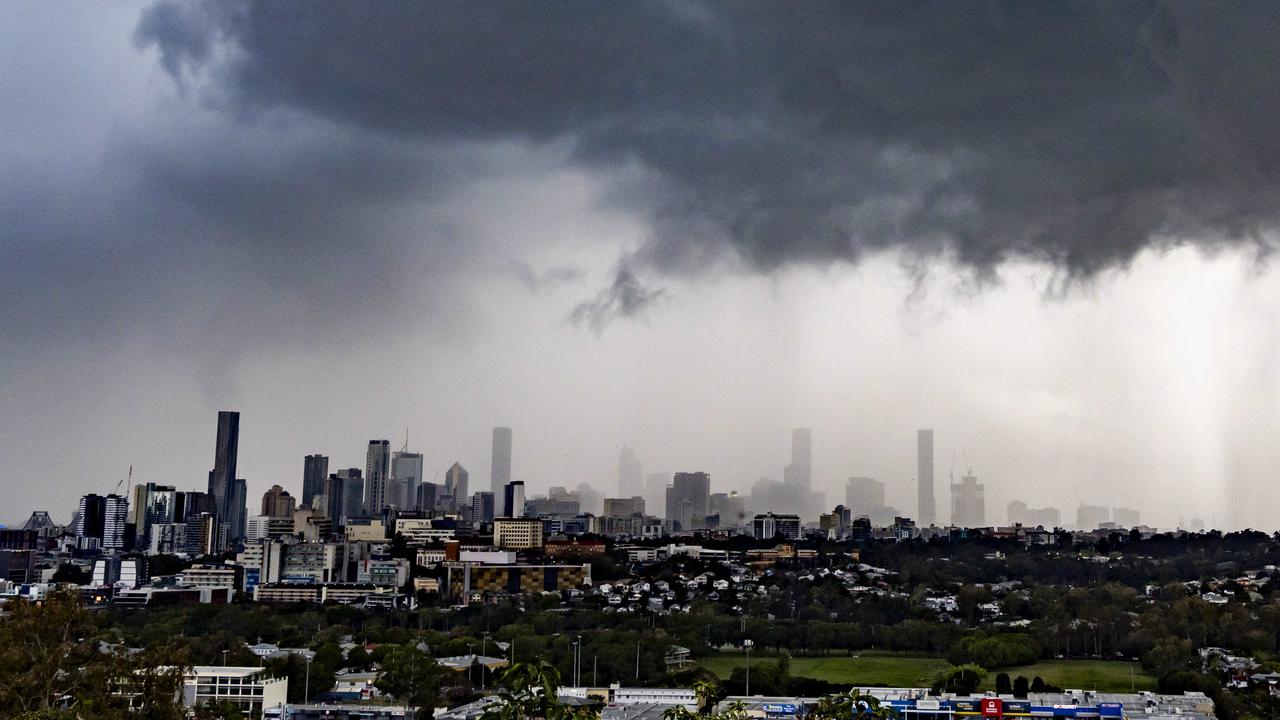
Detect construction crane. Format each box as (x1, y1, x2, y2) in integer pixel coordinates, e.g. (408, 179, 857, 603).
(111, 465, 132, 496)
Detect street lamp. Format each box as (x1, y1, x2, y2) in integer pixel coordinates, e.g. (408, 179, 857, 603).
(304, 654, 312, 701)
(743, 639, 753, 696)
(574, 635, 583, 687)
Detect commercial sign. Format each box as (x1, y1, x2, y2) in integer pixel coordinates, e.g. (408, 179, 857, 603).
(982, 699, 1003, 717)
(763, 704, 797, 715)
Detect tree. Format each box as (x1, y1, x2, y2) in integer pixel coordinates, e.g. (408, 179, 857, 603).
(481, 660, 598, 720)
(376, 646, 446, 712)
(1013, 676, 1030, 698)
(995, 673, 1011, 695)
(931, 665, 987, 695)
(808, 691, 895, 720)
(0, 591, 100, 715)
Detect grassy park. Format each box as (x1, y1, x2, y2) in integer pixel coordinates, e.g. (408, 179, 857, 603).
(699, 652, 1157, 692)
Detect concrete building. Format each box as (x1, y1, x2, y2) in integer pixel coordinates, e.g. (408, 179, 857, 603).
(1077, 504, 1111, 530)
(502, 481, 526, 518)
(752, 513, 801, 540)
(471, 491, 495, 526)
(664, 472, 710, 533)
(301, 454, 329, 509)
(1007, 500, 1061, 528)
(846, 477, 886, 516)
(1113, 507, 1141, 527)
(444, 562, 591, 599)
(491, 427, 513, 497)
(443, 462, 469, 510)
(207, 411, 240, 532)
(618, 447, 643, 497)
(364, 440, 391, 514)
(604, 496, 646, 519)
(917, 429, 935, 526)
(260, 485, 295, 518)
(493, 518, 545, 550)
(950, 472, 985, 527)
(391, 450, 423, 510)
(783, 428, 812, 490)
(183, 666, 287, 718)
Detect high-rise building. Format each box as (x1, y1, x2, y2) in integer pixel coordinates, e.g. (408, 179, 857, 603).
(783, 428, 812, 489)
(644, 472, 668, 516)
(227, 478, 248, 544)
(753, 512, 801, 540)
(490, 427, 512, 497)
(364, 440, 391, 514)
(74, 493, 129, 550)
(604, 496, 646, 519)
(1113, 507, 1141, 528)
(260, 485, 295, 518)
(391, 450, 423, 510)
(846, 477, 886, 516)
(444, 462, 469, 509)
(665, 472, 711, 532)
(1077, 504, 1110, 530)
(708, 492, 746, 527)
(130, 483, 177, 548)
(917, 429, 935, 526)
(416, 482, 439, 512)
(207, 411, 240, 525)
(324, 469, 364, 526)
(302, 454, 329, 508)
(502, 481, 526, 518)
(1006, 500, 1061, 528)
(950, 472, 985, 527)
(471, 491, 495, 526)
(75, 494, 107, 541)
(618, 447, 643, 497)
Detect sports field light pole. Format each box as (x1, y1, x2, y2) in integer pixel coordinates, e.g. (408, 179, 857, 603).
(744, 639, 753, 696)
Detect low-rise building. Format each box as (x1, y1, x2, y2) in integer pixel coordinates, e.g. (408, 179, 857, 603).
(443, 562, 591, 599)
(183, 666, 288, 719)
(493, 518, 545, 550)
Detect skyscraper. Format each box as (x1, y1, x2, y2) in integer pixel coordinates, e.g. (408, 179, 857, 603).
(364, 440, 391, 514)
(846, 477, 886, 516)
(444, 462, 469, 509)
(783, 428, 812, 489)
(78, 493, 129, 550)
(131, 483, 176, 549)
(391, 450, 423, 510)
(490, 427, 512, 497)
(618, 447, 643, 496)
(950, 472, 985, 527)
(917, 429, 935, 525)
(302, 454, 329, 508)
(261, 485, 295, 517)
(207, 411, 240, 525)
(665, 472, 711, 532)
(227, 477, 247, 544)
(502, 481, 526, 518)
(471, 491, 495, 526)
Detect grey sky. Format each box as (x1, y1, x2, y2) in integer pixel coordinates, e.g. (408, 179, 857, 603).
(2, 1, 1278, 529)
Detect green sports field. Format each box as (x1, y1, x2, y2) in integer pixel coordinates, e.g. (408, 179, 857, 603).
(699, 652, 1156, 692)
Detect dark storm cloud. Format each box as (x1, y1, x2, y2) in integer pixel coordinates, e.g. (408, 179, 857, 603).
(135, 0, 1280, 313)
(570, 265, 666, 333)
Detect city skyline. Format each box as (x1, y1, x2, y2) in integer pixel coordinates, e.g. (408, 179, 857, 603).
(3, 3, 1280, 530)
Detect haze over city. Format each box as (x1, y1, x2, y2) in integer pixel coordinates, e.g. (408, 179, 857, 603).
(4, 1, 1280, 531)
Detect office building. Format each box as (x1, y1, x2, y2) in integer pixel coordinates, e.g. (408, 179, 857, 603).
(493, 518, 545, 550)
(618, 447, 643, 496)
(1113, 507, 1141, 527)
(391, 450, 423, 510)
(917, 429, 935, 525)
(364, 440, 391, 514)
(752, 512, 802, 540)
(130, 483, 178, 548)
(227, 477, 248, 544)
(604, 496, 646, 519)
(182, 667, 288, 718)
(846, 477, 886, 516)
(443, 462, 469, 510)
(260, 485, 295, 518)
(644, 472, 668, 517)
(301, 454, 329, 508)
(950, 472, 985, 527)
(708, 492, 746, 527)
(783, 428, 812, 490)
(417, 482, 439, 512)
(75, 493, 107, 542)
(1077, 504, 1111, 530)
(207, 411, 240, 527)
(665, 472, 710, 533)
(1007, 500, 1061, 528)
(502, 481, 526, 518)
(471, 491, 495, 526)
(491, 427, 513, 497)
